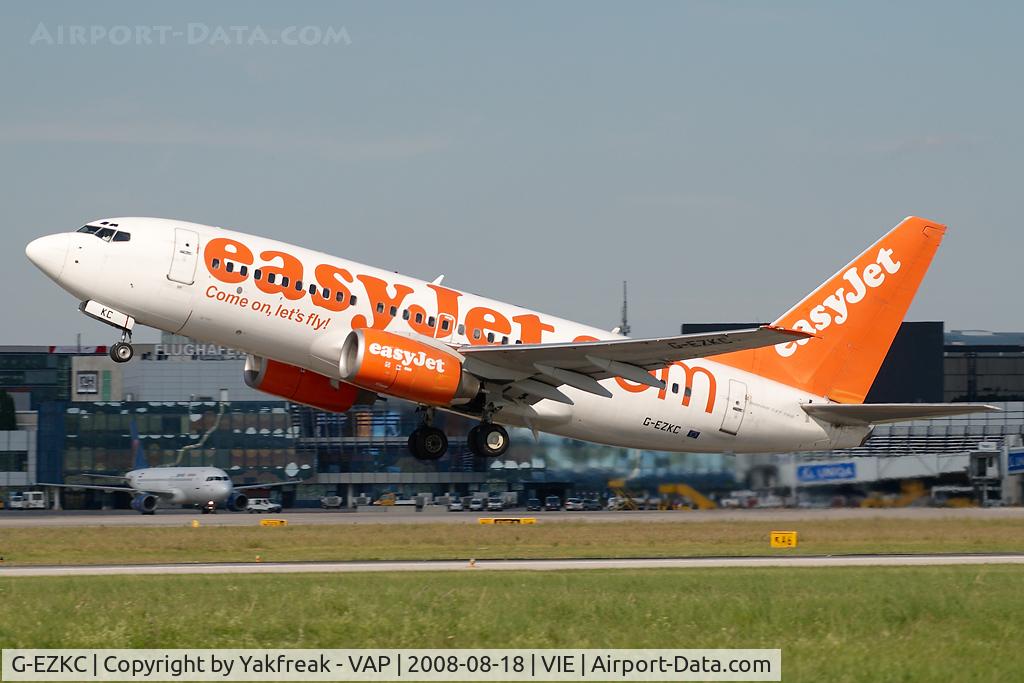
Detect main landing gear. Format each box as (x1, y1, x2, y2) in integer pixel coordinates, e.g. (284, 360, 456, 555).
(109, 330, 134, 363)
(407, 408, 511, 461)
(467, 423, 510, 458)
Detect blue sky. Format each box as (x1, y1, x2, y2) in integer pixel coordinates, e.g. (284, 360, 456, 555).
(2, 1, 1021, 343)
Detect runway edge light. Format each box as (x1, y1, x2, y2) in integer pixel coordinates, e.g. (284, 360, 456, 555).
(770, 530, 798, 548)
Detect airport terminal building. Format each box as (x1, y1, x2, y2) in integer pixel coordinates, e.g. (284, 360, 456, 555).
(2, 324, 1024, 508)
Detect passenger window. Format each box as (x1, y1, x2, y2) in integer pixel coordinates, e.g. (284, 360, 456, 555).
(515, 339, 522, 344)
(321, 287, 330, 299)
(376, 302, 385, 313)
(441, 319, 450, 331)
(335, 291, 345, 302)
(254, 269, 262, 280)
(487, 332, 495, 343)
(402, 309, 410, 321)
(458, 324, 465, 336)
(389, 305, 397, 316)
(239, 265, 248, 276)
(427, 316, 436, 328)
(473, 329, 481, 340)
(349, 295, 358, 306)
(415, 312, 423, 324)
(267, 273, 276, 284)
(280, 276, 289, 287)
(672, 383, 679, 394)
(112, 231, 131, 242)
(226, 262, 234, 273)
(309, 284, 317, 295)
(211, 258, 221, 270)
(295, 280, 303, 291)
(501, 336, 509, 344)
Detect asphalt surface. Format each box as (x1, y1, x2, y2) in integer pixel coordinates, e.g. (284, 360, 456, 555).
(3, 553, 1024, 577)
(2, 506, 1024, 527)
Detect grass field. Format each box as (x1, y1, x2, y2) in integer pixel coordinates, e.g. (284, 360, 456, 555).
(2, 517, 1024, 565)
(1, 566, 1022, 682)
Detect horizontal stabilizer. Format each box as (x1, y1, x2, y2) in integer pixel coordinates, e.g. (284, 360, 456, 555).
(802, 403, 1000, 426)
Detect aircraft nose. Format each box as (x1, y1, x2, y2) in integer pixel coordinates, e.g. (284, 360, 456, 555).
(25, 234, 69, 282)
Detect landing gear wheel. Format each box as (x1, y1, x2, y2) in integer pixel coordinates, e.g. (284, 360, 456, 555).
(110, 341, 134, 363)
(408, 426, 448, 461)
(471, 423, 510, 458)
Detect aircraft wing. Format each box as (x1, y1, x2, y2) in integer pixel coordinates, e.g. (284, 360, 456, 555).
(457, 326, 809, 404)
(802, 403, 1000, 426)
(38, 482, 177, 497)
(233, 480, 301, 491)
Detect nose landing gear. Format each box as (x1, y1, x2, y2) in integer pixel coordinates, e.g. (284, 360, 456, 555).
(109, 331, 134, 363)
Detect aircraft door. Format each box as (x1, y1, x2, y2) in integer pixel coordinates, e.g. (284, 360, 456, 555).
(168, 228, 200, 285)
(719, 379, 748, 435)
(436, 313, 456, 340)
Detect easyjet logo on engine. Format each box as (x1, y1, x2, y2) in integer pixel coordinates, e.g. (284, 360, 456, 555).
(775, 246, 901, 358)
(368, 342, 447, 373)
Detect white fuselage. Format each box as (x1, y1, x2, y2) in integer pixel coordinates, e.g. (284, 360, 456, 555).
(27, 218, 870, 454)
(125, 466, 233, 506)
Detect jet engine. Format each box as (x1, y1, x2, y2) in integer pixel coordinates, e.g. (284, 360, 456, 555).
(339, 329, 479, 406)
(225, 492, 248, 512)
(130, 493, 158, 515)
(244, 356, 370, 413)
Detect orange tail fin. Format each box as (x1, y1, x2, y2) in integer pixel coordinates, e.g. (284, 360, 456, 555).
(715, 216, 946, 403)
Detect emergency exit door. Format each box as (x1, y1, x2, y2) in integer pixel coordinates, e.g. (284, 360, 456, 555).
(719, 379, 748, 435)
(167, 228, 200, 285)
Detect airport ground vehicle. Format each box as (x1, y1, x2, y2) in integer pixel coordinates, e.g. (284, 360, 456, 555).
(7, 491, 47, 509)
(246, 498, 282, 513)
(526, 498, 542, 511)
(320, 495, 343, 509)
(584, 498, 602, 511)
(565, 497, 584, 511)
(469, 498, 484, 511)
(545, 495, 561, 511)
(448, 499, 464, 512)
(487, 496, 504, 511)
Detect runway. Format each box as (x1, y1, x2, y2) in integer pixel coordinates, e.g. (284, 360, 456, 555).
(4, 506, 1024, 527)
(3, 553, 1023, 577)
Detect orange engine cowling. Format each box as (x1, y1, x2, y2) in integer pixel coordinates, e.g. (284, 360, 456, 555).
(244, 356, 369, 413)
(339, 329, 480, 406)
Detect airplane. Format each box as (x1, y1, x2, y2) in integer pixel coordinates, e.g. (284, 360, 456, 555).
(41, 420, 294, 514)
(25, 215, 995, 463)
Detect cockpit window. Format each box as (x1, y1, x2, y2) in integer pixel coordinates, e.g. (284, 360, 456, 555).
(78, 225, 129, 242)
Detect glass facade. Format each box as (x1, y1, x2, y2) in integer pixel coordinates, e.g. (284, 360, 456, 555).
(0, 351, 74, 409)
(61, 401, 305, 485)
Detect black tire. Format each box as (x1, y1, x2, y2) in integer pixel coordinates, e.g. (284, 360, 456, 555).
(109, 342, 134, 363)
(410, 427, 448, 460)
(473, 423, 510, 458)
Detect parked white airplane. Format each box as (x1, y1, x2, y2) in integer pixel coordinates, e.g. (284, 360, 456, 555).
(26, 215, 993, 461)
(40, 421, 293, 513)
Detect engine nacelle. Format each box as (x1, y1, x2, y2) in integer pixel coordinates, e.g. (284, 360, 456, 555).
(226, 492, 249, 512)
(244, 356, 370, 413)
(131, 493, 158, 514)
(340, 329, 480, 406)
